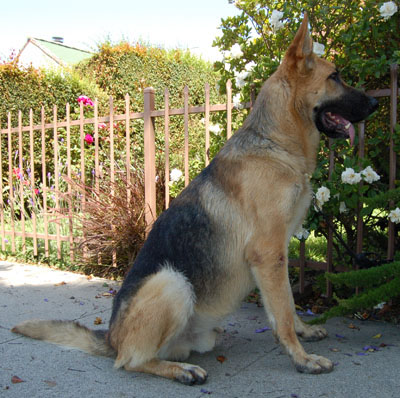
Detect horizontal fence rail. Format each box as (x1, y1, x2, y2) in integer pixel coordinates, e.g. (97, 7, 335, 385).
(0, 65, 398, 295)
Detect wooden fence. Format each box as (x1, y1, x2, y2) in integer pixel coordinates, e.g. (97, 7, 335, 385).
(0, 64, 398, 295)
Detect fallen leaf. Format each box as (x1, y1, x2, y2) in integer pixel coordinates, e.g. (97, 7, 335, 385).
(86, 275, 93, 280)
(362, 345, 380, 352)
(348, 323, 360, 330)
(54, 281, 66, 286)
(102, 292, 112, 297)
(330, 348, 339, 352)
(44, 380, 57, 387)
(255, 327, 271, 333)
(94, 317, 103, 325)
(372, 333, 382, 339)
(311, 305, 323, 314)
(11, 376, 24, 384)
(217, 355, 227, 363)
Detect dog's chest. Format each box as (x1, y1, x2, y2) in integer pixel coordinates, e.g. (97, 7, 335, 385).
(287, 177, 312, 233)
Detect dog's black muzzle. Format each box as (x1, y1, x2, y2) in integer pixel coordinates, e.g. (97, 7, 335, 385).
(314, 88, 379, 142)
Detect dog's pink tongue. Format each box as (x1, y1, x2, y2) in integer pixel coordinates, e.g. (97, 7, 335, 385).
(333, 114, 355, 146)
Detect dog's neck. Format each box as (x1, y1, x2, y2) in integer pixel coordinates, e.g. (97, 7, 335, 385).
(242, 76, 321, 175)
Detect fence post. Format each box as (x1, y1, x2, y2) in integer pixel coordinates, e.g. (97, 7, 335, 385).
(387, 64, 398, 260)
(326, 139, 335, 297)
(143, 87, 156, 234)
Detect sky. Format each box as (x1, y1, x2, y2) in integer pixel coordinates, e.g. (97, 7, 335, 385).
(0, 0, 240, 62)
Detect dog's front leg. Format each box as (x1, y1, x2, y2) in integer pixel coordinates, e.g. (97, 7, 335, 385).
(293, 312, 328, 342)
(246, 238, 333, 374)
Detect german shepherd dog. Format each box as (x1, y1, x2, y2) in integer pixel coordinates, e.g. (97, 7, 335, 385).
(12, 14, 378, 385)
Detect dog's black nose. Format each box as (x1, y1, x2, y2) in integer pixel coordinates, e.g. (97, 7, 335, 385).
(369, 96, 379, 113)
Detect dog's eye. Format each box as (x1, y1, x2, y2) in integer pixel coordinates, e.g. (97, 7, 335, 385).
(329, 72, 341, 83)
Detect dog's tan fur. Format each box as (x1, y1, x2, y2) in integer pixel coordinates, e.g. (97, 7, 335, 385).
(12, 14, 378, 384)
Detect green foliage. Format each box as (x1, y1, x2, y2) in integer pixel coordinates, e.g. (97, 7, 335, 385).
(309, 261, 400, 323)
(0, 63, 108, 126)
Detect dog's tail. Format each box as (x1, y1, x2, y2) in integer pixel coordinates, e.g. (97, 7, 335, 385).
(11, 320, 115, 358)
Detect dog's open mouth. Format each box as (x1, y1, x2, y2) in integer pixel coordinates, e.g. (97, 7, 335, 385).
(322, 111, 355, 145)
(315, 109, 356, 145)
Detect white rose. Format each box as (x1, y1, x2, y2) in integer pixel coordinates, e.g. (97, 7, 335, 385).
(341, 168, 362, 184)
(379, 1, 398, 19)
(170, 168, 183, 183)
(230, 44, 243, 59)
(270, 10, 285, 32)
(315, 186, 330, 209)
(361, 166, 380, 183)
(388, 207, 400, 224)
(313, 42, 325, 57)
(339, 201, 348, 213)
(233, 93, 243, 109)
(235, 70, 250, 89)
(294, 227, 310, 240)
(209, 123, 222, 135)
(245, 61, 256, 72)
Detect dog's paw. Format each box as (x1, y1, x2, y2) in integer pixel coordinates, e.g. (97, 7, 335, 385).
(174, 364, 208, 385)
(297, 324, 328, 342)
(294, 354, 334, 374)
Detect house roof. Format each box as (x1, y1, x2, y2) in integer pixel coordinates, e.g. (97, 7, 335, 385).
(18, 38, 93, 66)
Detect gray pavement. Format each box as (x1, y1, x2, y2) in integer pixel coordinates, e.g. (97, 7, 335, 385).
(0, 260, 399, 398)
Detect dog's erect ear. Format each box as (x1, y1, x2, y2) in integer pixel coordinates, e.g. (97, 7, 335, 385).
(282, 12, 314, 74)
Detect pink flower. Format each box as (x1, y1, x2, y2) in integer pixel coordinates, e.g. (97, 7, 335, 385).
(84, 134, 94, 144)
(99, 122, 107, 129)
(34, 188, 40, 195)
(77, 95, 94, 107)
(13, 168, 22, 179)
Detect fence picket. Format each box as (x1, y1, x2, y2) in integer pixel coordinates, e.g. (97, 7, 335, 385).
(226, 80, 232, 139)
(125, 94, 131, 204)
(184, 86, 189, 187)
(41, 107, 49, 257)
(388, 64, 398, 260)
(205, 83, 210, 166)
(53, 105, 61, 259)
(18, 111, 26, 253)
(7, 113, 15, 252)
(164, 88, 170, 209)
(29, 109, 38, 256)
(66, 103, 74, 261)
(143, 87, 156, 234)
(94, 99, 100, 193)
(0, 124, 4, 251)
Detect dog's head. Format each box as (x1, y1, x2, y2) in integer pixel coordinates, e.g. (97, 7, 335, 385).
(279, 13, 378, 144)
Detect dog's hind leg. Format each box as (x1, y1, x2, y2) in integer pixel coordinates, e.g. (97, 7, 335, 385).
(125, 358, 207, 385)
(247, 236, 333, 374)
(109, 267, 207, 385)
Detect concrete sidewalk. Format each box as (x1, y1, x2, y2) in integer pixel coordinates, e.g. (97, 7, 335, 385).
(0, 260, 399, 398)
